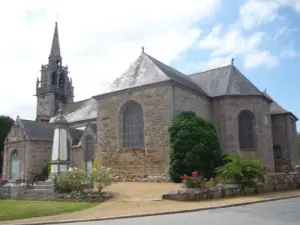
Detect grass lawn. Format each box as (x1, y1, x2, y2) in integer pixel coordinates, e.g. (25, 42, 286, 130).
(0, 200, 96, 221)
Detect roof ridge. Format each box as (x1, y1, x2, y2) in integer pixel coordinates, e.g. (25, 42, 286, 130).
(145, 53, 186, 75)
(145, 53, 206, 94)
(230, 65, 263, 95)
(189, 64, 231, 76)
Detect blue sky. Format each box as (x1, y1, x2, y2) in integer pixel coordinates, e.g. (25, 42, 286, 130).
(0, 0, 300, 130)
(171, 0, 300, 129)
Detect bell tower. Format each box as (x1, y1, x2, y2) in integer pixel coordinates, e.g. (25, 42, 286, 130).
(35, 22, 74, 122)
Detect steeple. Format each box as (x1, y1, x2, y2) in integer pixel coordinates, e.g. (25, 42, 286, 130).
(49, 22, 61, 60)
(35, 22, 74, 123)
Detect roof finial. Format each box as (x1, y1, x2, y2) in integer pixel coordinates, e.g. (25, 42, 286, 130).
(264, 88, 267, 93)
(55, 14, 58, 23)
(141, 46, 145, 54)
(231, 58, 234, 65)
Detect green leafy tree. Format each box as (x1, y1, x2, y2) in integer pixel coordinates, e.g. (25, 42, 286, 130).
(168, 111, 222, 183)
(0, 116, 14, 175)
(216, 153, 265, 192)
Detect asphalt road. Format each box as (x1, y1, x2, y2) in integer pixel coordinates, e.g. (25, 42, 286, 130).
(59, 197, 300, 225)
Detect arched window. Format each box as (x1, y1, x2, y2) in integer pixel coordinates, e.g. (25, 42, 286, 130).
(121, 101, 144, 148)
(85, 135, 94, 175)
(59, 73, 65, 88)
(51, 72, 57, 85)
(238, 110, 256, 149)
(10, 150, 20, 180)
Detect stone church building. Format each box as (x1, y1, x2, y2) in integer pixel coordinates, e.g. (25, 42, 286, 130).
(2, 22, 299, 181)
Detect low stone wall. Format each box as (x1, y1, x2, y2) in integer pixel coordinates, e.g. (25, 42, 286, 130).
(162, 172, 300, 201)
(0, 184, 27, 199)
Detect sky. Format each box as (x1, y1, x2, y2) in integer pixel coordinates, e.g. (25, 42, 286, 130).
(0, 0, 300, 129)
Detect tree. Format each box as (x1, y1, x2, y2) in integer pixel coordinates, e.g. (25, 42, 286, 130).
(0, 115, 14, 175)
(168, 111, 222, 183)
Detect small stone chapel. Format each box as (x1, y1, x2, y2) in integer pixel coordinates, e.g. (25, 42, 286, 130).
(2, 22, 299, 182)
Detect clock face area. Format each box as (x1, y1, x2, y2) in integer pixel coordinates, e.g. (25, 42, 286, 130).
(37, 95, 51, 115)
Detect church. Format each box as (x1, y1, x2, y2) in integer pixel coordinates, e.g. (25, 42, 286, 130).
(2, 22, 299, 182)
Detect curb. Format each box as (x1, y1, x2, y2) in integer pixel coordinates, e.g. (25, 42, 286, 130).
(8, 194, 300, 225)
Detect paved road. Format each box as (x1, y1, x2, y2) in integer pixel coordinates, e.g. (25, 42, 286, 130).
(59, 197, 300, 225)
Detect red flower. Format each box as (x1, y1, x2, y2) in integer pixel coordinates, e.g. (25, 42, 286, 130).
(0, 178, 8, 185)
(192, 171, 199, 177)
(181, 175, 190, 180)
(211, 178, 217, 182)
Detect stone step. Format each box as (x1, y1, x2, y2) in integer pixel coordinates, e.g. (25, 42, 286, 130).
(27, 188, 54, 194)
(36, 180, 54, 185)
(31, 185, 54, 190)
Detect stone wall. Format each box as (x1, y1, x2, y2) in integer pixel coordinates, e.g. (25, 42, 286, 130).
(272, 114, 300, 171)
(95, 82, 174, 176)
(26, 140, 53, 181)
(162, 172, 300, 201)
(3, 140, 26, 181)
(71, 147, 85, 169)
(212, 96, 275, 171)
(173, 85, 212, 121)
(2, 123, 27, 180)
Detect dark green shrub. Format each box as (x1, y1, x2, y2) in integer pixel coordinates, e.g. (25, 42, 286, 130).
(168, 111, 222, 183)
(216, 153, 265, 192)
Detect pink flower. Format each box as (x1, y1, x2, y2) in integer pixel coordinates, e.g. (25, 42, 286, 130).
(192, 171, 199, 177)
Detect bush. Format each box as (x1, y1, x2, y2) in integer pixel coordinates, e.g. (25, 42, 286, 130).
(168, 111, 222, 183)
(216, 153, 265, 191)
(56, 167, 87, 193)
(91, 166, 114, 193)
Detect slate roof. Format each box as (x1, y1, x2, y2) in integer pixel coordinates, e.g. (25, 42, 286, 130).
(98, 52, 205, 96)
(262, 92, 290, 114)
(20, 119, 85, 144)
(50, 98, 97, 124)
(89, 123, 97, 134)
(69, 128, 84, 146)
(20, 119, 55, 141)
(189, 65, 263, 97)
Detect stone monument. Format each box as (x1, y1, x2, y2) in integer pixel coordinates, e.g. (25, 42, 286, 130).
(48, 103, 71, 179)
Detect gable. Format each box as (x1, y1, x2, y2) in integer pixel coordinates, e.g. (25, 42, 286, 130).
(5, 123, 26, 142)
(74, 123, 97, 148)
(98, 52, 205, 96)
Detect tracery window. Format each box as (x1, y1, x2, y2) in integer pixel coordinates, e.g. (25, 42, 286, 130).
(238, 110, 256, 149)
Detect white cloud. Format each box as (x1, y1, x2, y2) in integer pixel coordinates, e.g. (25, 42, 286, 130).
(198, 24, 277, 69)
(238, 0, 300, 30)
(0, 0, 221, 120)
(199, 25, 264, 57)
(184, 55, 233, 73)
(273, 27, 299, 40)
(244, 51, 279, 69)
(239, 0, 280, 30)
(281, 44, 300, 58)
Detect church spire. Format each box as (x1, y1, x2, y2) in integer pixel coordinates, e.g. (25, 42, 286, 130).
(49, 22, 61, 58)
